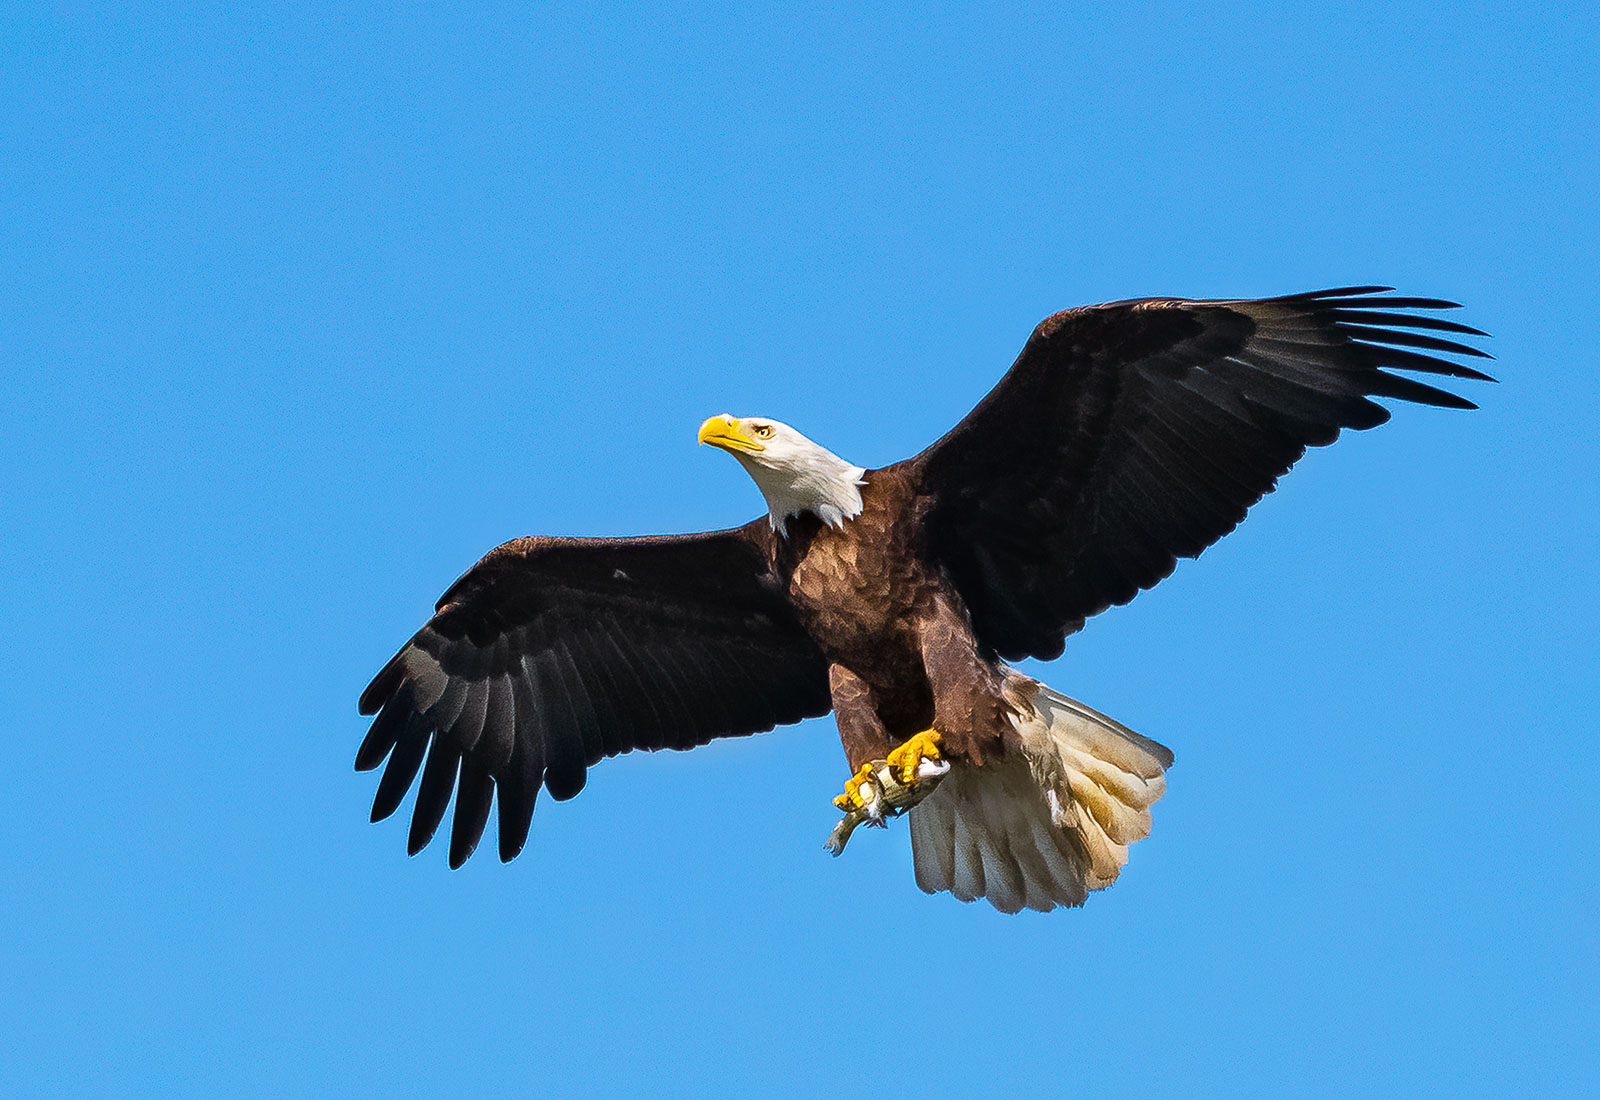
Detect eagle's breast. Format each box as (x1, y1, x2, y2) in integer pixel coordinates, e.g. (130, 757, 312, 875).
(778, 469, 937, 676)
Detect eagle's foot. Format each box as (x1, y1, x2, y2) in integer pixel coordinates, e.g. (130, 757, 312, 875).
(886, 729, 948, 786)
(832, 762, 882, 814)
(824, 740, 952, 857)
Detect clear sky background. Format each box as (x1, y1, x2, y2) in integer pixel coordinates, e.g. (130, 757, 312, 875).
(4, 3, 1597, 1096)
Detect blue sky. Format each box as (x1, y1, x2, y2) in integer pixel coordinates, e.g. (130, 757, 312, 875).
(4, 2, 1597, 1096)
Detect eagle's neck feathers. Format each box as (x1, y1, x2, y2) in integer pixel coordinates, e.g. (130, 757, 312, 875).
(737, 448, 866, 536)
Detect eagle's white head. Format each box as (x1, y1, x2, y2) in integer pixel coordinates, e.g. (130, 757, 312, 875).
(698, 414, 866, 535)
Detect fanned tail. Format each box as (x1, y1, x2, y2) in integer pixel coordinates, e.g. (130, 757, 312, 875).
(908, 674, 1172, 913)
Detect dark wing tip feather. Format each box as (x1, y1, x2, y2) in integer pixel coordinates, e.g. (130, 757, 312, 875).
(498, 820, 531, 863)
(448, 763, 495, 869)
(358, 653, 405, 715)
(1338, 323, 1494, 360)
(1327, 309, 1489, 338)
(1380, 352, 1496, 383)
(354, 691, 412, 772)
(370, 729, 428, 823)
(496, 749, 539, 863)
(1369, 371, 1480, 409)
(1337, 295, 1467, 310)
(407, 745, 461, 856)
(1275, 285, 1396, 301)
(1351, 341, 1497, 383)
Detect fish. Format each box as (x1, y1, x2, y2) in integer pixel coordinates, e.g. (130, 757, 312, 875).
(824, 755, 951, 855)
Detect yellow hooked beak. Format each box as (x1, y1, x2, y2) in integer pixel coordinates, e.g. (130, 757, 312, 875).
(697, 414, 766, 454)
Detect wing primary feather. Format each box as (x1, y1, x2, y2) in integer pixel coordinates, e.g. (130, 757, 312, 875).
(402, 646, 449, 713)
(1249, 330, 1493, 383)
(421, 676, 470, 736)
(1222, 350, 1353, 397)
(497, 662, 545, 860)
(408, 741, 461, 856)
(1232, 330, 1354, 362)
(358, 652, 406, 716)
(477, 674, 515, 773)
(449, 678, 490, 754)
(1336, 324, 1493, 358)
(1200, 360, 1346, 440)
(1271, 285, 1395, 301)
(1170, 365, 1261, 425)
(1229, 354, 1391, 432)
(1321, 295, 1464, 310)
(1362, 345, 1497, 382)
(355, 686, 414, 772)
(1367, 372, 1480, 410)
(449, 757, 496, 868)
(1322, 309, 1489, 336)
(370, 722, 429, 823)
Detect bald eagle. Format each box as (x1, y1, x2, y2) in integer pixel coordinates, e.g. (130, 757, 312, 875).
(357, 287, 1489, 913)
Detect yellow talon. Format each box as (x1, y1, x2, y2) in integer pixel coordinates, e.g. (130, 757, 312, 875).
(886, 729, 944, 785)
(833, 762, 879, 811)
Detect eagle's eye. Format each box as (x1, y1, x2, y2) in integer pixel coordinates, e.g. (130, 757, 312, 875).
(753, 425, 774, 440)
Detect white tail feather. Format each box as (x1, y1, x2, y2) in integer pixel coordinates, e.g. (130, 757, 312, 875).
(908, 675, 1173, 914)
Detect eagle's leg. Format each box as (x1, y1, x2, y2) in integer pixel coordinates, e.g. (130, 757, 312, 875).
(914, 592, 1010, 766)
(828, 664, 894, 815)
(830, 663, 896, 772)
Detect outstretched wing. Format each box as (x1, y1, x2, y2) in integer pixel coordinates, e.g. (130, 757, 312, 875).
(910, 287, 1492, 662)
(356, 522, 832, 866)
